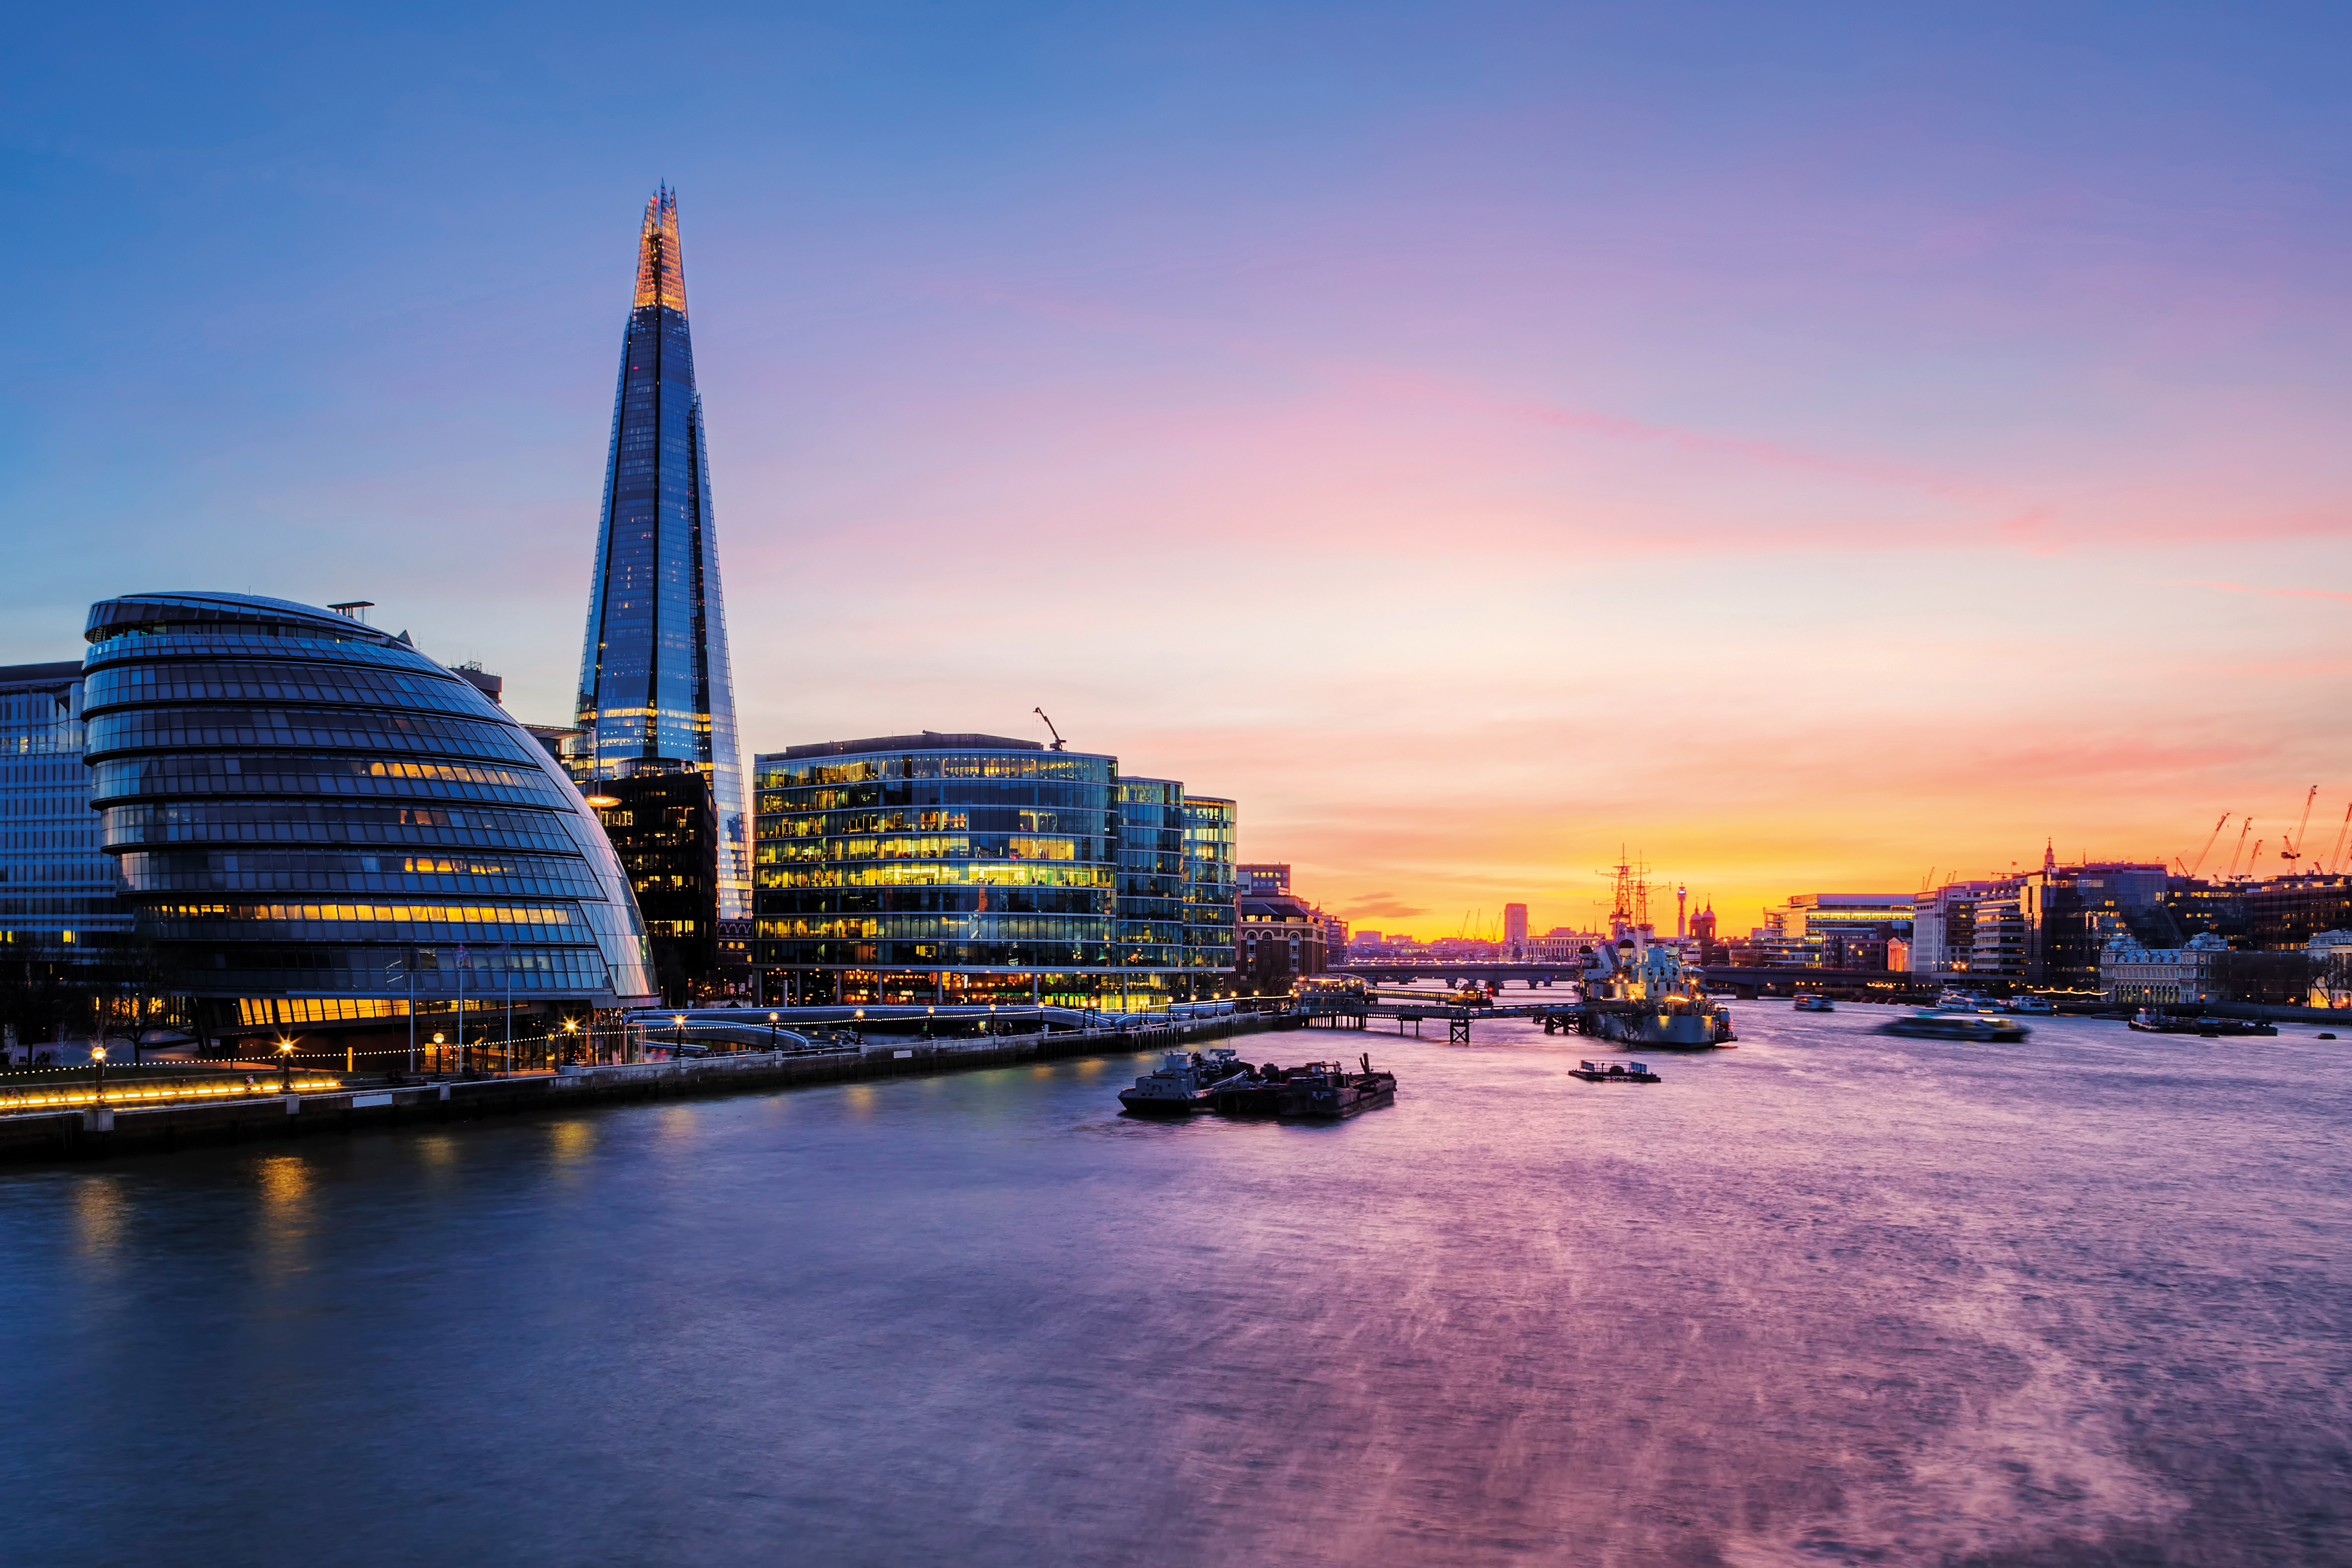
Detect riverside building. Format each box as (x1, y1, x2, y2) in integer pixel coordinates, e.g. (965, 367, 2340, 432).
(0, 660, 130, 957)
(82, 592, 657, 1055)
(752, 733, 1237, 1008)
(572, 186, 748, 919)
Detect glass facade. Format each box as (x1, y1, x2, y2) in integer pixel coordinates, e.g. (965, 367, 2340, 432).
(575, 185, 747, 920)
(752, 734, 1237, 1008)
(83, 593, 658, 1031)
(588, 766, 720, 998)
(0, 661, 131, 954)
(1184, 796, 1239, 974)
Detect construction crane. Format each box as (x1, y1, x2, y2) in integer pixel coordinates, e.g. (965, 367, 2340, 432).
(1032, 707, 1066, 751)
(2246, 839, 2265, 876)
(2282, 785, 2320, 866)
(2182, 813, 2229, 878)
(2225, 818, 2254, 880)
(2329, 803, 2352, 875)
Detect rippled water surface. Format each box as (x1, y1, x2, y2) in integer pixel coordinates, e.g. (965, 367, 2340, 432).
(5, 1002, 2351, 1566)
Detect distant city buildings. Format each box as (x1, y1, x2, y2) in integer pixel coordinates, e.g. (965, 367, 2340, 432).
(750, 732, 1237, 1008)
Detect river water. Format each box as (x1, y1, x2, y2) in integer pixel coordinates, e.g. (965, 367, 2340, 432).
(4, 1001, 2349, 1566)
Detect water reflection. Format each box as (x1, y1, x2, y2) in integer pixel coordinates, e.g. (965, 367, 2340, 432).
(0, 1003, 2344, 1567)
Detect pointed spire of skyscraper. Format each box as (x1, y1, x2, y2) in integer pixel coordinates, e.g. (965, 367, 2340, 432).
(577, 187, 747, 919)
(633, 184, 686, 314)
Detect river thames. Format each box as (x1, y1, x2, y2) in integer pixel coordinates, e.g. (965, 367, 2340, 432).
(5, 1002, 2348, 1566)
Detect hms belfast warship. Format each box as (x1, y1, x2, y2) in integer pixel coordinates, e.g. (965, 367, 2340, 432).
(1571, 854, 1736, 1048)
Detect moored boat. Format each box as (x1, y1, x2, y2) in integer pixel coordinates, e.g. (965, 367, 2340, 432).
(2126, 1010, 2277, 1037)
(1574, 936, 1736, 1047)
(1570, 1059, 1660, 1083)
(1792, 993, 1834, 1013)
(1117, 1048, 1250, 1114)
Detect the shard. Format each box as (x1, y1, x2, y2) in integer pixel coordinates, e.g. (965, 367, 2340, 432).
(576, 185, 747, 918)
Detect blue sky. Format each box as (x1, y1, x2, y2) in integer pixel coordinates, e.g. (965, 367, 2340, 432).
(7, 2, 2351, 930)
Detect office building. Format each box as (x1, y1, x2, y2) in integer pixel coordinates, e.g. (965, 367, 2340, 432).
(1503, 903, 1528, 955)
(1758, 894, 1914, 969)
(587, 766, 720, 1000)
(1184, 796, 1239, 979)
(1240, 863, 1290, 896)
(752, 733, 1236, 1008)
(0, 661, 130, 958)
(82, 592, 657, 1051)
(573, 186, 748, 920)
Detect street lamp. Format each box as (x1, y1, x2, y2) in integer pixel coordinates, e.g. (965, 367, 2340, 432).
(767, 1011, 779, 1051)
(431, 1031, 446, 1075)
(276, 1035, 297, 1095)
(89, 1043, 107, 1105)
(562, 1015, 579, 1068)
(673, 1013, 686, 1057)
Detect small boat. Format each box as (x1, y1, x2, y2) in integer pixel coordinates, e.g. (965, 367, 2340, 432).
(1880, 1011, 2031, 1042)
(1183, 1054, 1399, 1119)
(1935, 989, 1991, 1011)
(1792, 994, 1834, 1013)
(2005, 996, 2056, 1016)
(2126, 1010, 2276, 1037)
(1570, 1059, 1660, 1083)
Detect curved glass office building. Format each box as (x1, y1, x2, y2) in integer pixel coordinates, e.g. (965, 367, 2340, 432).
(754, 733, 1236, 1007)
(82, 592, 658, 1047)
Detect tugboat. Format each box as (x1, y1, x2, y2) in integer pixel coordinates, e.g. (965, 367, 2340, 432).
(1117, 1048, 1250, 1114)
(1570, 1059, 1660, 1083)
(1792, 993, 1834, 1013)
(2127, 1010, 2277, 1037)
(1575, 935, 1736, 1046)
(1880, 1010, 2031, 1042)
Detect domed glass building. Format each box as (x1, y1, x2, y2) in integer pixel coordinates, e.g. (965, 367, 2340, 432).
(82, 592, 657, 1054)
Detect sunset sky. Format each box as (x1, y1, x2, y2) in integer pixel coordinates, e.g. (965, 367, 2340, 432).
(6, 2, 2349, 935)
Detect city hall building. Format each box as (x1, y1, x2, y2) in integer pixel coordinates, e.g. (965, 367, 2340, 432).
(752, 733, 1237, 1008)
(81, 592, 658, 1057)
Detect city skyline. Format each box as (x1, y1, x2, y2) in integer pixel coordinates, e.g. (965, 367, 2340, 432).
(4, 4, 2349, 933)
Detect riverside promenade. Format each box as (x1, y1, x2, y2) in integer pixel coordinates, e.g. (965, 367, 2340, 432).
(0, 1012, 1280, 1166)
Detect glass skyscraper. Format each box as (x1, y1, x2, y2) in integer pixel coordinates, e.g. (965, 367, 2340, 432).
(575, 185, 747, 919)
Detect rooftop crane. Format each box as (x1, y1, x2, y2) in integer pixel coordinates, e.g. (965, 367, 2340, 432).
(2283, 785, 2320, 866)
(2184, 812, 2230, 878)
(2225, 818, 2254, 880)
(1032, 707, 1067, 751)
(2329, 803, 2352, 875)
(2246, 839, 2265, 876)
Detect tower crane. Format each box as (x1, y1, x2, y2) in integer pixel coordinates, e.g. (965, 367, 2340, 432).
(2328, 803, 2352, 875)
(2225, 818, 2254, 880)
(2246, 840, 2265, 877)
(2282, 785, 2320, 867)
(2183, 813, 2229, 878)
(1032, 707, 1067, 750)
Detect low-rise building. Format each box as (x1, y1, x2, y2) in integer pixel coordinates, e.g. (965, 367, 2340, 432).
(1759, 894, 1913, 969)
(2100, 931, 2227, 1005)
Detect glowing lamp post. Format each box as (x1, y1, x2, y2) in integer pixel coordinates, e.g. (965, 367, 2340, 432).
(276, 1036, 297, 1095)
(89, 1043, 107, 1105)
(562, 1016, 579, 1068)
